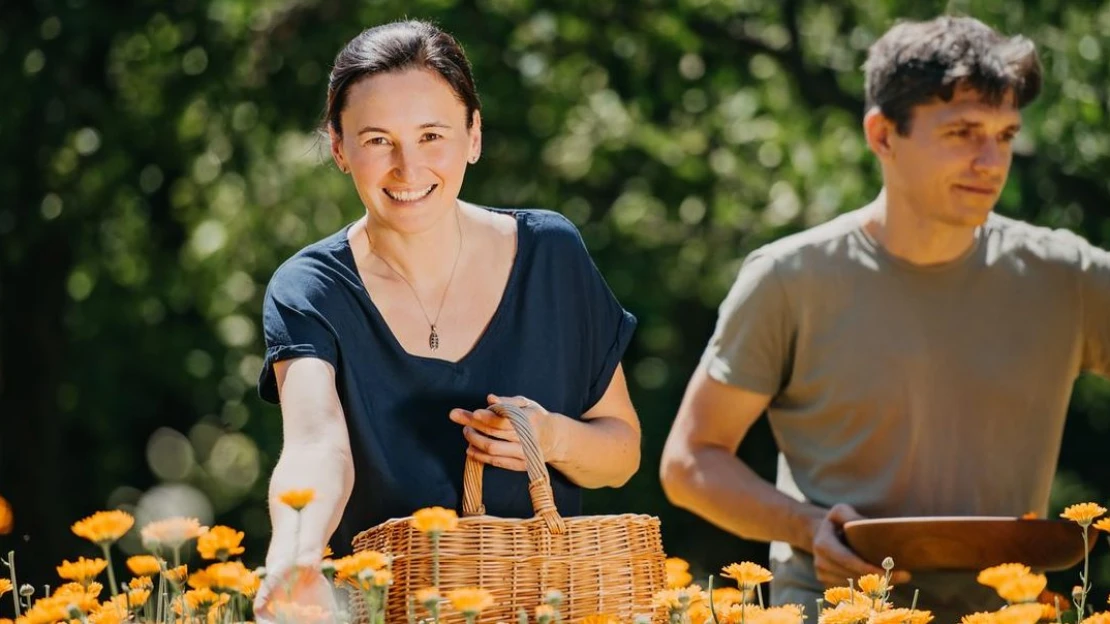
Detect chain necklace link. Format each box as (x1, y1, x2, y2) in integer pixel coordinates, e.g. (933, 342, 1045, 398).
(365, 209, 463, 352)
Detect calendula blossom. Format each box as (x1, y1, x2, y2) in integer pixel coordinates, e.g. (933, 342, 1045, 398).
(868, 608, 934, 624)
(277, 488, 316, 511)
(856, 573, 888, 597)
(535, 604, 556, 622)
(1061, 503, 1107, 526)
(415, 586, 441, 607)
(204, 561, 254, 593)
(412, 506, 460, 534)
(164, 564, 189, 585)
(996, 573, 1047, 604)
(446, 587, 495, 615)
(580, 615, 622, 624)
(721, 561, 774, 588)
(1082, 613, 1110, 624)
(1094, 518, 1110, 533)
(57, 556, 108, 585)
(819, 601, 871, 624)
(55, 581, 102, 599)
(977, 564, 1032, 589)
(71, 510, 134, 546)
(141, 517, 208, 551)
(825, 587, 873, 607)
(126, 555, 162, 577)
(993, 603, 1044, 624)
(666, 557, 693, 588)
(0, 578, 10, 598)
(196, 525, 245, 560)
(0, 494, 12, 535)
(756, 605, 808, 624)
(128, 576, 152, 591)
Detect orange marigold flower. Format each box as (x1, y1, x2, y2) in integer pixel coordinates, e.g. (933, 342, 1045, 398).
(1061, 503, 1107, 526)
(760, 605, 806, 624)
(536, 604, 556, 620)
(819, 602, 871, 624)
(0, 495, 12, 535)
(1039, 603, 1059, 621)
(126, 555, 162, 577)
(869, 608, 934, 624)
(994, 603, 1044, 624)
(57, 556, 108, 585)
(824, 586, 872, 607)
(141, 517, 207, 550)
(55, 581, 102, 599)
(197, 525, 245, 561)
(277, 488, 316, 511)
(445, 587, 495, 615)
(654, 585, 704, 613)
(71, 510, 134, 546)
(334, 550, 391, 581)
(204, 561, 254, 593)
(721, 561, 773, 588)
(415, 586, 441, 606)
(128, 576, 152, 591)
(164, 564, 189, 585)
(1083, 614, 1110, 624)
(960, 613, 998, 624)
(126, 588, 151, 608)
(997, 573, 1047, 604)
(1093, 518, 1110, 534)
(666, 557, 693, 588)
(978, 564, 1032, 589)
(187, 568, 212, 590)
(709, 586, 748, 606)
(0, 579, 10, 598)
(857, 573, 889, 596)
(411, 506, 459, 534)
(182, 587, 228, 613)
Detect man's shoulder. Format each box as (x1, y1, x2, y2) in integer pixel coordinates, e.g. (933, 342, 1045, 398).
(983, 213, 1100, 267)
(750, 210, 867, 271)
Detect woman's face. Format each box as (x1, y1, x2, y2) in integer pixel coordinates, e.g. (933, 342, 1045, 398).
(331, 68, 481, 234)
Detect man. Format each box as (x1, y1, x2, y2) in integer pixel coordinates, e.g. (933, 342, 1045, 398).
(659, 14, 1110, 623)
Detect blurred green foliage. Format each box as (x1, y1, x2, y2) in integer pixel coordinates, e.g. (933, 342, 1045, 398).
(2, 0, 1109, 598)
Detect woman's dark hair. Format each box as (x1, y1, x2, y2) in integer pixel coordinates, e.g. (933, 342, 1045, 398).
(325, 20, 481, 135)
(863, 15, 1042, 135)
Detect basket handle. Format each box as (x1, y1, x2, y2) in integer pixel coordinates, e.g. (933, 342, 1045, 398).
(461, 402, 567, 535)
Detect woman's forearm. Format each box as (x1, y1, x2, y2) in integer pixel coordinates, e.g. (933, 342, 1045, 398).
(544, 413, 640, 489)
(265, 439, 354, 565)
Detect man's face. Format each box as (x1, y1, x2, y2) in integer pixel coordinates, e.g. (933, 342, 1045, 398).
(879, 84, 1022, 228)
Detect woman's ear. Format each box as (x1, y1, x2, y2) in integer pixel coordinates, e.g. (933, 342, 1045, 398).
(467, 110, 483, 164)
(328, 125, 349, 173)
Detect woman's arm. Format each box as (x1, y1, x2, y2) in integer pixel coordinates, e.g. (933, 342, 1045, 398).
(451, 364, 641, 488)
(254, 357, 355, 616)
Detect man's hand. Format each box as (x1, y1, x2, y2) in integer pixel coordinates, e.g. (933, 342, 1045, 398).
(812, 503, 911, 588)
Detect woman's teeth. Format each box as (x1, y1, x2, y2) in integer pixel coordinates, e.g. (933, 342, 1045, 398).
(384, 185, 436, 202)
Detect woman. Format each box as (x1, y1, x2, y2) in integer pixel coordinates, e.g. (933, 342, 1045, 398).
(253, 20, 641, 618)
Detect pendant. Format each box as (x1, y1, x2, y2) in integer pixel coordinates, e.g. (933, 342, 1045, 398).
(429, 325, 439, 351)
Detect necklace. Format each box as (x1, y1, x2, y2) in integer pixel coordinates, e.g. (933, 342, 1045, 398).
(365, 210, 463, 352)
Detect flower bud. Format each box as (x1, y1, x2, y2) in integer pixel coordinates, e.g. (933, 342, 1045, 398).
(19, 584, 34, 597)
(882, 557, 895, 571)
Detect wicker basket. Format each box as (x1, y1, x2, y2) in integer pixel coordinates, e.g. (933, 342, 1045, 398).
(350, 403, 666, 623)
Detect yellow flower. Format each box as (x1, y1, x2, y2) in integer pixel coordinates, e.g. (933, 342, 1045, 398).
(0, 495, 12, 535)
(183, 587, 229, 613)
(126, 588, 151, 608)
(1061, 503, 1107, 526)
(857, 573, 888, 596)
(1082, 614, 1110, 624)
(372, 569, 393, 587)
(446, 587, 495, 615)
(57, 556, 108, 585)
(71, 510, 134, 546)
(334, 550, 391, 584)
(412, 506, 459, 534)
(126, 555, 162, 577)
(721, 561, 774, 589)
(1094, 518, 1110, 533)
(415, 586, 441, 607)
(582, 615, 622, 624)
(536, 604, 556, 621)
(56, 581, 102, 599)
(994, 603, 1044, 624)
(666, 557, 693, 588)
(1039, 603, 1059, 622)
(204, 561, 254, 593)
(819, 602, 872, 624)
(140, 517, 208, 550)
(88, 608, 125, 624)
(755, 605, 808, 624)
(128, 576, 152, 591)
(978, 564, 1032, 589)
(196, 525, 245, 560)
(654, 586, 704, 613)
(868, 609, 934, 624)
(164, 564, 189, 585)
(0, 579, 10, 598)
(709, 586, 748, 606)
(996, 573, 1047, 604)
(960, 614, 997, 624)
(277, 488, 316, 511)
(824, 587, 873, 607)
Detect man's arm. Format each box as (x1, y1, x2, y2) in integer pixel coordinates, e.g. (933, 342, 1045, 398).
(659, 362, 897, 587)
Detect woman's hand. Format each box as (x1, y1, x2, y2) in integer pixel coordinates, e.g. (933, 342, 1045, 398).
(253, 551, 339, 624)
(449, 394, 558, 471)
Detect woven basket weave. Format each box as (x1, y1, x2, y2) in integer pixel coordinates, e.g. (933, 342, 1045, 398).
(350, 403, 666, 623)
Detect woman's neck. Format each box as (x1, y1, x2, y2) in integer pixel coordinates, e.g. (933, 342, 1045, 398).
(363, 203, 468, 289)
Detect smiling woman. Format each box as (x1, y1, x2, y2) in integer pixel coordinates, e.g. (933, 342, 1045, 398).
(251, 20, 643, 622)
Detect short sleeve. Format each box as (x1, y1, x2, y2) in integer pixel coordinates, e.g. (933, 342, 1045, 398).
(1080, 242, 1110, 378)
(702, 252, 793, 395)
(257, 264, 340, 404)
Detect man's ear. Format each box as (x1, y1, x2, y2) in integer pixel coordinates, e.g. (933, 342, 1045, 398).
(328, 125, 348, 173)
(863, 108, 898, 161)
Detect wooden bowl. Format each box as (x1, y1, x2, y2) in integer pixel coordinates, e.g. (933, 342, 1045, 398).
(842, 516, 1097, 572)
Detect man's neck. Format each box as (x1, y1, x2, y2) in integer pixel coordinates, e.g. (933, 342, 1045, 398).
(861, 189, 981, 267)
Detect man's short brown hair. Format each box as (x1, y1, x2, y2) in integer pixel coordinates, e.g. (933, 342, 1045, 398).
(864, 15, 1042, 135)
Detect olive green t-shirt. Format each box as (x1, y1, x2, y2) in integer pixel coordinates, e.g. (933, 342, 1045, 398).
(702, 209, 1110, 621)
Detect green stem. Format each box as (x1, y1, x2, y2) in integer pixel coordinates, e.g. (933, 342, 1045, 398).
(431, 532, 441, 589)
(155, 566, 165, 624)
(100, 543, 120, 599)
(1079, 525, 1091, 618)
(173, 545, 182, 569)
(756, 584, 764, 609)
(708, 575, 720, 624)
(6, 550, 21, 618)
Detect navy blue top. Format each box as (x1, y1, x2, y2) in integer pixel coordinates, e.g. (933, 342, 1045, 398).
(258, 208, 636, 554)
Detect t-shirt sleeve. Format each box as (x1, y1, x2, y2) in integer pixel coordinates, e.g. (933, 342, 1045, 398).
(257, 263, 340, 404)
(701, 251, 793, 395)
(1080, 241, 1110, 378)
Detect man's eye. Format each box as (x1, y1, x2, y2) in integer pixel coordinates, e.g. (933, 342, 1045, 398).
(422, 133, 442, 142)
